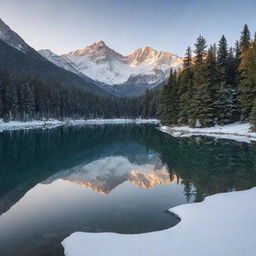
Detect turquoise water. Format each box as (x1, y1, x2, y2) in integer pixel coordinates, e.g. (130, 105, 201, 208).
(0, 124, 256, 256)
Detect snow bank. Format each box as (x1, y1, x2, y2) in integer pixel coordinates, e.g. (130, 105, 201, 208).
(0, 119, 159, 132)
(0, 119, 63, 132)
(62, 187, 256, 256)
(159, 122, 256, 143)
(65, 118, 159, 125)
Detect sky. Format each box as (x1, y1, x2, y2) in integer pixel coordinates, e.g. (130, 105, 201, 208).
(0, 0, 256, 56)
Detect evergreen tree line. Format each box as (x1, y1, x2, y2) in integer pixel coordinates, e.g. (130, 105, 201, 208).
(0, 70, 159, 121)
(160, 24, 256, 129)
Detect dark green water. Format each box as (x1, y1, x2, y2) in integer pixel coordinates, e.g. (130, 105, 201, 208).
(0, 124, 256, 256)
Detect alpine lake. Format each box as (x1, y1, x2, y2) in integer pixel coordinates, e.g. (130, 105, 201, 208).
(0, 123, 256, 256)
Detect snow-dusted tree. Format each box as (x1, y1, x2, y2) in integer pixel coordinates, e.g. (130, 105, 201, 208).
(217, 35, 228, 83)
(215, 82, 239, 125)
(239, 41, 256, 120)
(160, 70, 179, 125)
(3, 79, 19, 121)
(250, 100, 256, 130)
(19, 82, 35, 120)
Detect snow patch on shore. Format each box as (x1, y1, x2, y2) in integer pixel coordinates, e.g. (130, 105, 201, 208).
(0, 119, 159, 132)
(62, 187, 256, 256)
(159, 122, 256, 143)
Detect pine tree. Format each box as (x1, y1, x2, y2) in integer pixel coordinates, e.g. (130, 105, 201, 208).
(217, 35, 228, 83)
(0, 80, 3, 118)
(234, 40, 242, 86)
(178, 47, 193, 124)
(215, 83, 239, 125)
(160, 70, 179, 125)
(3, 78, 19, 121)
(19, 82, 35, 120)
(226, 47, 235, 85)
(240, 24, 251, 53)
(239, 41, 256, 120)
(183, 46, 193, 69)
(189, 36, 215, 127)
(194, 35, 207, 65)
(250, 100, 256, 130)
(206, 44, 218, 85)
(226, 47, 240, 121)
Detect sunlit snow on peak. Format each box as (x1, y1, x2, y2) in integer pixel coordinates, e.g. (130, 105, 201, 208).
(59, 41, 183, 86)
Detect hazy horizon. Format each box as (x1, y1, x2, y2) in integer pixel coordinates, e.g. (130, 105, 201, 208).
(0, 0, 256, 56)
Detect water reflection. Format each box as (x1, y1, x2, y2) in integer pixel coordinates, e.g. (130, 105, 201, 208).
(0, 124, 256, 256)
(46, 153, 175, 194)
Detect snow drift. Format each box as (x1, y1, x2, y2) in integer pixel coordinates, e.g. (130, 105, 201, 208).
(62, 187, 256, 256)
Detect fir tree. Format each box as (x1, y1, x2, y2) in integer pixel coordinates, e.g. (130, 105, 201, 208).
(3, 78, 19, 121)
(183, 46, 193, 69)
(194, 35, 207, 65)
(190, 36, 215, 127)
(215, 83, 239, 125)
(240, 24, 251, 53)
(177, 47, 193, 124)
(226, 47, 240, 121)
(19, 82, 35, 120)
(160, 70, 179, 125)
(217, 35, 228, 83)
(239, 41, 256, 120)
(250, 100, 256, 130)
(206, 44, 218, 85)
(234, 40, 242, 85)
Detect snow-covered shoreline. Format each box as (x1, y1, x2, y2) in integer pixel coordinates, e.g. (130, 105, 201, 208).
(158, 122, 256, 143)
(62, 187, 256, 256)
(0, 119, 160, 132)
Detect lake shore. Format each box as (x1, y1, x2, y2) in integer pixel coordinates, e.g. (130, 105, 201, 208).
(62, 187, 256, 256)
(158, 122, 256, 143)
(0, 119, 160, 132)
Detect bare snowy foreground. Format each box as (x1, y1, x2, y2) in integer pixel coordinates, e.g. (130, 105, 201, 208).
(62, 187, 256, 256)
(0, 119, 159, 132)
(159, 122, 256, 143)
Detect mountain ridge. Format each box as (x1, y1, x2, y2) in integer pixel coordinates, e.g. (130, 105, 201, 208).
(0, 18, 110, 97)
(39, 40, 183, 96)
(61, 40, 183, 86)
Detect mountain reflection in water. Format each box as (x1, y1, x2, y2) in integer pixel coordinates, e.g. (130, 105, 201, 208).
(46, 155, 176, 194)
(0, 124, 256, 256)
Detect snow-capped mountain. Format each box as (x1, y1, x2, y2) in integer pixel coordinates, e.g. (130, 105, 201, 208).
(1, 17, 182, 97)
(61, 41, 183, 88)
(45, 155, 173, 194)
(0, 18, 29, 53)
(38, 49, 82, 75)
(0, 18, 109, 96)
(39, 41, 182, 96)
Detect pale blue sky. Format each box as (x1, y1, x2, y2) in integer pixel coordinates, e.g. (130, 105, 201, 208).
(0, 0, 255, 56)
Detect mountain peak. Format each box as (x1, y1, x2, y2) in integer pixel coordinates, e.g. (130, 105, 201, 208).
(95, 40, 106, 47)
(60, 41, 183, 87)
(64, 40, 124, 60)
(143, 46, 154, 51)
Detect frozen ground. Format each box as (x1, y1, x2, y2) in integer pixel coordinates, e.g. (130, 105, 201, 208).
(62, 187, 256, 256)
(159, 122, 256, 143)
(0, 119, 159, 132)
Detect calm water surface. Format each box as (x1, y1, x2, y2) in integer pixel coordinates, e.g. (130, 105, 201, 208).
(0, 124, 256, 256)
